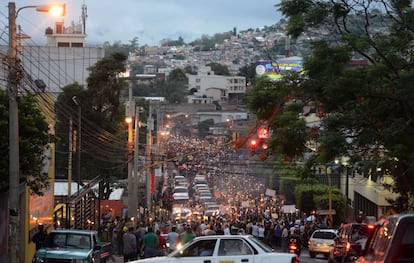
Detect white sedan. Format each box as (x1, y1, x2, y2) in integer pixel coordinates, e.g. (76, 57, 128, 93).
(133, 235, 299, 263)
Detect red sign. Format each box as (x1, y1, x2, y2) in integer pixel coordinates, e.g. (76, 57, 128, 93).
(258, 127, 269, 139)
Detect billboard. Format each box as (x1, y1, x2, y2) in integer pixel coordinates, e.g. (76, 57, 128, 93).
(255, 57, 304, 81)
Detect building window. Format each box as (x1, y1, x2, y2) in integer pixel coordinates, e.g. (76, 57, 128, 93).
(57, 42, 70, 47)
(71, 43, 84, 48)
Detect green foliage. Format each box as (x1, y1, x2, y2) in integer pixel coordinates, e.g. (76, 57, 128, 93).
(279, 177, 299, 204)
(295, 183, 345, 225)
(264, 0, 414, 210)
(190, 32, 233, 51)
(207, 62, 230, 76)
(103, 37, 139, 56)
(0, 90, 52, 195)
(55, 53, 129, 181)
(238, 63, 257, 86)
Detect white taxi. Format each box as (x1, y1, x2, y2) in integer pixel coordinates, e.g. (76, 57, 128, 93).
(133, 235, 299, 263)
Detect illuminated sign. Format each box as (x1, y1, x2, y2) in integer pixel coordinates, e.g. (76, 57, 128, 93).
(255, 57, 304, 81)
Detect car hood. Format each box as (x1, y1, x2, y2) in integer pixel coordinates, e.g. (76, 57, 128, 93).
(34, 248, 91, 259)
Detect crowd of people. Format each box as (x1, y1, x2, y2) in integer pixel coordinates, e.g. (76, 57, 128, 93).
(107, 134, 333, 261)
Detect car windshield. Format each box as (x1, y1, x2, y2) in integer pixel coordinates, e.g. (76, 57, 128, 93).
(47, 232, 91, 249)
(248, 236, 273, 252)
(313, 231, 336, 239)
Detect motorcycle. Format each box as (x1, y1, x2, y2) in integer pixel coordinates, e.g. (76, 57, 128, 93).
(288, 238, 301, 256)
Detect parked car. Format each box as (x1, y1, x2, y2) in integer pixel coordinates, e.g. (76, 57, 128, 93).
(133, 235, 299, 263)
(328, 223, 374, 263)
(308, 229, 338, 258)
(32, 229, 111, 263)
(355, 213, 414, 263)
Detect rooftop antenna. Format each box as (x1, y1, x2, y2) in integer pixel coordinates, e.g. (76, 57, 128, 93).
(81, 0, 87, 34)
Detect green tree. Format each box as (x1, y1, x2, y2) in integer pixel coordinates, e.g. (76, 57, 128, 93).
(0, 90, 52, 195)
(55, 53, 129, 181)
(238, 63, 259, 86)
(249, 0, 414, 211)
(164, 68, 188, 104)
(207, 62, 230, 76)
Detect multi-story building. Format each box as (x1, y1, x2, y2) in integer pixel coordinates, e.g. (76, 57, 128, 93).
(20, 21, 104, 93)
(0, 17, 104, 94)
(187, 66, 246, 104)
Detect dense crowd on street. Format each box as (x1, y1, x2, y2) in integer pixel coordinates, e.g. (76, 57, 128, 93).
(107, 134, 331, 261)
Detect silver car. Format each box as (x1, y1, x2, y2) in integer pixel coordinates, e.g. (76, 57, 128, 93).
(308, 229, 338, 258)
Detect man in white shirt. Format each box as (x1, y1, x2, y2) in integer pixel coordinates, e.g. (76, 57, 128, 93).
(167, 226, 179, 253)
(251, 222, 259, 238)
(223, 224, 231, 235)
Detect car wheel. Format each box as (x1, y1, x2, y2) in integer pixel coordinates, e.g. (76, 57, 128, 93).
(310, 252, 316, 258)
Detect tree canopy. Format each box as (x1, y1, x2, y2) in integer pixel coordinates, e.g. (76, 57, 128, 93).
(0, 90, 52, 195)
(247, 0, 414, 211)
(55, 53, 129, 181)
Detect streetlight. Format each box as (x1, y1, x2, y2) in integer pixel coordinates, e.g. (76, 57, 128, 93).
(8, 2, 65, 262)
(336, 156, 350, 221)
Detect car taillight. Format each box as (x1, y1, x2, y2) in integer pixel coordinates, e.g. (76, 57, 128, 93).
(346, 241, 351, 252)
(289, 244, 297, 250)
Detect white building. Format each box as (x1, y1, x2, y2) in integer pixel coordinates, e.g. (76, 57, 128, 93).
(1, 19, 104, 94)
(187, 66, 246, 104)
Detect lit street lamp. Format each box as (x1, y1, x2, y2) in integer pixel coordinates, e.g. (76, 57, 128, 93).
(8, 2, 65, 262)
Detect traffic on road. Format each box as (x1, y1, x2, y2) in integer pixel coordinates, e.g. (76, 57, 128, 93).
(103, 134, 414, 263)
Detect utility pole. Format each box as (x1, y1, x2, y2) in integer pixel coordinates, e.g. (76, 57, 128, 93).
(8, 3, 20, 263)
(67, 118, 73, 228)
(126, 81, 138, 225)
(7, 3, 65, 262)
(72, 96, 81, 195)
(146, 103, 154, 210)
(133, 106, 140, 221)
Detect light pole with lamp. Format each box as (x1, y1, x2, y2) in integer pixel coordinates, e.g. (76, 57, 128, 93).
(337, 156, 350, 221)
(8, 3, 65, 262)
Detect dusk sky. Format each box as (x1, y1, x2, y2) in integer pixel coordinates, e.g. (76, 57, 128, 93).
(2, 0, 283, 46)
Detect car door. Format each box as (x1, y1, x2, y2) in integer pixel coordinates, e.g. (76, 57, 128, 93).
(174, 239, 218, 263)
(214, 238, 255, 263)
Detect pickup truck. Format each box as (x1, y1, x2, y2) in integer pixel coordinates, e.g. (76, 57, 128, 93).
(32, 229, 112, 263)
(355, 213, 414, 263)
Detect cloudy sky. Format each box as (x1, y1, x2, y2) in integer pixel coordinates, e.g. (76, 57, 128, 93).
(5, 0, 283, 46)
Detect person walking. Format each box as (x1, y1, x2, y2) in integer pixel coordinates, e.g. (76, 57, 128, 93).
(32, 224, 48, 250)
(134, 226, 143, 259)
(122, 227, 137, 262)
(275, 222, 282, 248)
(258, 223, 265, 240)
(223, 224, 231, 235)
(142, 227, 161, 258)
(156, 230, 167, 256)
(251, 222, 259, 238)
(167, 226, 179, 253)
(180, 226, 196, 245)
(281, 225, 289, 252)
